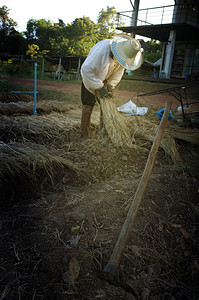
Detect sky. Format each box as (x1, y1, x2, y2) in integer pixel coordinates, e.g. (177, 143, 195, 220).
(3, 0, 174, 33)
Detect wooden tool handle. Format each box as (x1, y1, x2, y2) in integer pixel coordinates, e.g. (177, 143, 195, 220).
(103, 100, 172, 280)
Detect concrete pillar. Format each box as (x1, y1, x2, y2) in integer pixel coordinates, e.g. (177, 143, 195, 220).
(163, 30, 176, 78)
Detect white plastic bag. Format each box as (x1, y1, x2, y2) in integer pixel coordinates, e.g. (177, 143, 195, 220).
(117, 100, 148, 116)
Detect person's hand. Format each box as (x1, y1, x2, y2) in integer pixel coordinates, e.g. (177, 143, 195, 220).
(98, 86, 108, 98)
(107, 86, 115, 98)
(98, 87, 114, 99)
(107, 85, 115, 93)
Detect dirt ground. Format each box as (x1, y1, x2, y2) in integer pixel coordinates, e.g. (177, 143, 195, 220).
(0, 77, 199, 300)
(1, 76, 182, 108)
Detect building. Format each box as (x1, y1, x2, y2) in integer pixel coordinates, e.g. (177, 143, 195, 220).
(117, 0, 199, 80)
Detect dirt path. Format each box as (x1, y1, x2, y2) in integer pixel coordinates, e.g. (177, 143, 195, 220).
(2, 76, 180, 108)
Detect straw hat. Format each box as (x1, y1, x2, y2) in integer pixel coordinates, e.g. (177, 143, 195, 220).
(110, 34, 143, 71)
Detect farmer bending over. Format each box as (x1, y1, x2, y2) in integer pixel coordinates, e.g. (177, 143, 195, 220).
(80, 34, 143, 138)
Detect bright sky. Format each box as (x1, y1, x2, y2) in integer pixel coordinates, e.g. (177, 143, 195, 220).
(3, 0, 174, 33)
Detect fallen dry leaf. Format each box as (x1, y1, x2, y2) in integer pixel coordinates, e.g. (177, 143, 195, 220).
(180, 227, 190, 239)
(172, 224, 190, 239)
(172, 224, 182, 228)
(63, 256, 80, 294)
(69, 256, 80, 280)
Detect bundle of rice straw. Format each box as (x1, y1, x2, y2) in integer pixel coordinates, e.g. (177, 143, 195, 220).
(99, 98, 134, 148)
(0, 100, 70, 115)
(128, 116, 180, 163)
(0, 141, 80, 182)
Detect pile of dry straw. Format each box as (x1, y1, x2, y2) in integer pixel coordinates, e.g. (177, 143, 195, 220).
(99, 98, 180, 162)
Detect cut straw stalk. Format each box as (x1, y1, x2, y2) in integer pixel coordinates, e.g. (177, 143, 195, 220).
(100, 98, 134, 148)
(99, 98, 180, 162)
(0, 113, 80, 144)
(128, 116, 180, 163)
(0, 101, 70, 115)
(0, 141, 79, 182)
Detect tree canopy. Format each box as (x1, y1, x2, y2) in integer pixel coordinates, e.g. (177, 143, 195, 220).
(0, 5, 122, 58)
(175, 0, 199, 12)
(0, 5, 24, 55)
(97, 6, 118, 39)
(144, 40, 162, 63)
(0, 4, 163, 64)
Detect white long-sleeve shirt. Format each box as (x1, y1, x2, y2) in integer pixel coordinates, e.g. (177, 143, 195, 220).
(81, 39, 124, 95)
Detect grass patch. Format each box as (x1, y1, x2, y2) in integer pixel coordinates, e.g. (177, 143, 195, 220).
(0, 81, 15, 92)
(0, 81, 33, 93)
(38, 89, 81, 103)
(119, 79, 177, 93)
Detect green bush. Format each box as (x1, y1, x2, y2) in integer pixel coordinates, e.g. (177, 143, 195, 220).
(4, 61, 34, 76)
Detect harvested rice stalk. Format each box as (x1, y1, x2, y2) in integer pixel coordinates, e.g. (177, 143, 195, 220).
(0, 141, 80, 182)
(169, 128, 199, 145)
(0, 92, 32, 103)
(99, 98, 134, 148)
(128, 116, 180, 162)
(0, 112, 81, 144)
(0, 101, 70, 115)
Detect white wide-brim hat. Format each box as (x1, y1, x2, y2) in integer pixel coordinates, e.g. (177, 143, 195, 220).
(110, 34, 143, 71)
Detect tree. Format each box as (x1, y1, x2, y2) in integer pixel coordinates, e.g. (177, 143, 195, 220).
(2, 5, 127, 59)
(175, 0, 199, 11)
(97, 6, 118, 39)
(26, 44, 49, 59)
(25, 18, 53, 49)
(48, 20, 70, 55)
(0, 5, 17, 33)
(26, 44, 39, 59)
(66, 17, 100, 55)
(0, 5, 25, 55)
(25, 18, 69, 55)
(144, 40, 162, 63)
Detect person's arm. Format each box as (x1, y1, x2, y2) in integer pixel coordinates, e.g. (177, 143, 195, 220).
(106, 64, 125, 90)
(81, 54, 109, 92)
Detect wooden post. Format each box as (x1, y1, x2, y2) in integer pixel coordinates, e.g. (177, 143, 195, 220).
(58, 56, 62, 80)
(103, 100, 172, 281)
(77, 57, 81, 80)
(42, 56, 45, 76)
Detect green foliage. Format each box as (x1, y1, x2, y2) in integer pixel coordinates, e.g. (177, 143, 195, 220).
(97, 6, 118, 39)
(0, 80, 13, 91)
(26, 44, 39, 59)
(182, 0, 199, 11)
(0, 5, 25, 55)
(1, 4, 148, 76)
(3, 61, 34, 76)
(25, 44, 49, 61)
(25, 19, 38, 41)
(0, 5, 17, 32)
(25, 18, 54, 50)
(144, 40, 162, 63)
(144, 52, 162, 63)
(23, 7, 118, 56)
(66, 17, 100, 55)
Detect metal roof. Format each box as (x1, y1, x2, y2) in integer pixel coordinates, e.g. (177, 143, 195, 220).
(117, 23, 199, 42)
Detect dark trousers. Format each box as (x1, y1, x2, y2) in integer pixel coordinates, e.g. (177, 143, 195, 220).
(81, 82, 96, 107)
